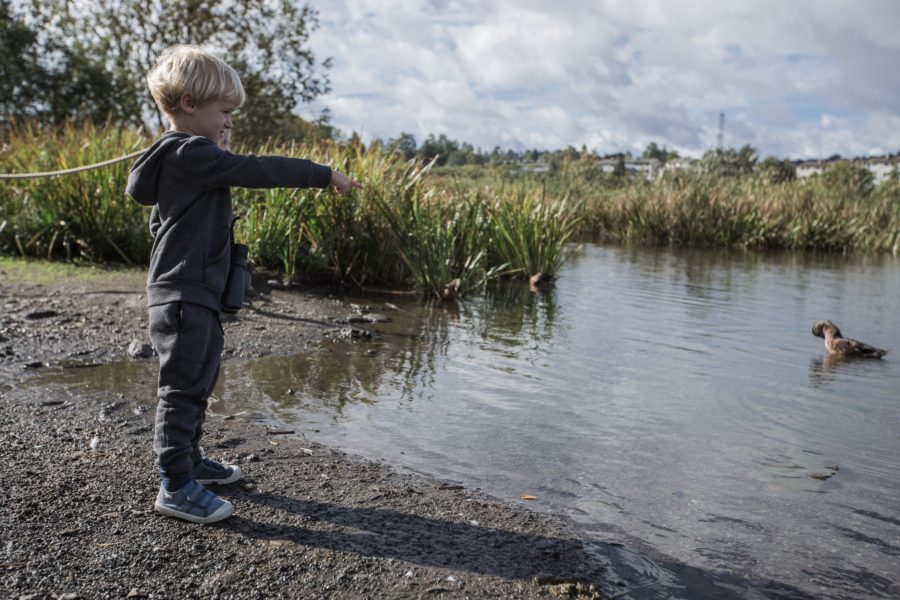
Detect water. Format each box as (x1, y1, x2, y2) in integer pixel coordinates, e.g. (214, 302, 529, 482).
(39, 244, 900, 598)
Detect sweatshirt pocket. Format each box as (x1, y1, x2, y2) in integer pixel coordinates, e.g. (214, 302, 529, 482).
(154, 259, 186, 282)
(202, 236, 231, 290)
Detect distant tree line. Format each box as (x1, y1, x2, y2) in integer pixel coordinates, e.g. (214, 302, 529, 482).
(1, 0, 333, 143)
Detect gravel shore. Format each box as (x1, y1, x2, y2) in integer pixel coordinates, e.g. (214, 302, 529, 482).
(1, 262, 608, 599)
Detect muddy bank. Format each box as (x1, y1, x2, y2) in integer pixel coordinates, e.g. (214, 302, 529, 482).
(0, 262, 610, 599)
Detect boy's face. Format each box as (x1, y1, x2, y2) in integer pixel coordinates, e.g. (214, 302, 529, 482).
(178, 96, 238, 146)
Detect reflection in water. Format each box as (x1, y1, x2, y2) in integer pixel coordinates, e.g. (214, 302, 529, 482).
(239, 281, 560, 418)
(808, 353, 891, 388)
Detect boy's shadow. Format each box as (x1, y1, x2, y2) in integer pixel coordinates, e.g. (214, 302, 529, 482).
(222, 489, 598, 583)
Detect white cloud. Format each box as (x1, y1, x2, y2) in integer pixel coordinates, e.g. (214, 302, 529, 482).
(304, 0, 900, 158)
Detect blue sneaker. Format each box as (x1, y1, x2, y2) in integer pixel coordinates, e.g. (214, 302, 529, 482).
(192, 457, 243, 485)
(154, 480, 234, 524)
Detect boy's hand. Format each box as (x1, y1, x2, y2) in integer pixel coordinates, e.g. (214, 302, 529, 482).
(330, 169, 363, 194)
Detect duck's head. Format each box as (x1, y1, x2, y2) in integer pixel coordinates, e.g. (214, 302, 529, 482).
(812, 319, 840, 339)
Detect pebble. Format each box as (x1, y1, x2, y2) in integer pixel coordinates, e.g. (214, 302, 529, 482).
(25, 310, 59, 320)
(339, 326, 375, 340)
(126, 339, 154, 359)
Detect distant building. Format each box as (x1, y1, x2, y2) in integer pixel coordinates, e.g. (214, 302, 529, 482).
(663, 158, 695, 172)
(863, 156, 900, 184)
(795, 160, 828, 179)
(596, 157, 661, 180)
(794, 155, 900, 184)
(514, 160, 550, 174)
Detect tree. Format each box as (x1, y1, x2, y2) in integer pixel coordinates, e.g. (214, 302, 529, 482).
(2, 1, 136, 125)
(388, 132, 417, 160)
(643, 141, 679, 164)
(417, 133, 458, 166)
(612, 155, 627, 179)
(820, 162, 875, 197)
(757, 157, 796, 184)
(700, 144, 758, 178)
(1, 0, 42, 122)
(29, 0, 330, 141)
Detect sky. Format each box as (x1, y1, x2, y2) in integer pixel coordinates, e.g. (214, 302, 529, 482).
(302, 0, 900, 160)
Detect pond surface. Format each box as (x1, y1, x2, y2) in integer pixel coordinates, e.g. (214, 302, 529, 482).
(45, 244, 900, 599)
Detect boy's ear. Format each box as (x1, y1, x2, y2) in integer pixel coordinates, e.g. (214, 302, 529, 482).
(178, 94, 197, 114)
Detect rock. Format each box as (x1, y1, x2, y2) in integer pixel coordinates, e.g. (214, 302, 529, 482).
(24, 361, 44, 369)
(364, 313, 391, 323)
(339, 326, 375, 340)
(127, 339, 154, 359)
(349, 313, 391, 324)
(126, 588, 149, 598)
(266, 278, 283, 290)
(24, 310, 59, 320)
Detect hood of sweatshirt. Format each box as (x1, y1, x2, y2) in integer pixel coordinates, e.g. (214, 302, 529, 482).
(125, 131, 191, 206)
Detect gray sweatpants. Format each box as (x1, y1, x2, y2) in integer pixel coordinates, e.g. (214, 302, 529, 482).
(148, 301, 223, 475)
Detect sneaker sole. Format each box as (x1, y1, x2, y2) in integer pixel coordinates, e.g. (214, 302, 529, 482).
(154, 499, 234, 524)
(194, 465, 243, 485)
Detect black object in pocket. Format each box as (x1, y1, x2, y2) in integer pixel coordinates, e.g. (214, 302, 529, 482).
(221, 216, 251, 314)
(221, 242, 249, 314)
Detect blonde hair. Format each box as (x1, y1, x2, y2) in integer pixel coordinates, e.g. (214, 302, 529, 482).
(147, 45, 246, 116)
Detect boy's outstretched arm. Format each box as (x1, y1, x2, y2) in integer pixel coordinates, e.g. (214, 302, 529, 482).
(330, 169, 363, 194)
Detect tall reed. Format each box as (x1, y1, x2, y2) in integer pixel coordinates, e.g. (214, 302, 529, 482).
(488, 187, 581, 278)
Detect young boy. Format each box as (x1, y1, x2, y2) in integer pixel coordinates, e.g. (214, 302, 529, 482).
(126, 44, 360, 524)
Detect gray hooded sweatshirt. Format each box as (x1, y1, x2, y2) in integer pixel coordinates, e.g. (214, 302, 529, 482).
(126, 131, 332, 312)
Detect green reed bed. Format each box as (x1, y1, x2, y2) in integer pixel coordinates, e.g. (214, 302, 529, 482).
(0, 121, 149, 262)
(6, 122, 896, 301)
(377, 185, 501, 299)
(579, 174, 900, 254)
(488, 187, 581, 279)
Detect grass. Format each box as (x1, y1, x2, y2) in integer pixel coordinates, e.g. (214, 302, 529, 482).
(0, 255, 145, 288)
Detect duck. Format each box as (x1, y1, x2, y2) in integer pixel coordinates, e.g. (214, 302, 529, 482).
(811, 320, 888, 358)
(529, 271, 556, 291)
(440, 278, 461, 301)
